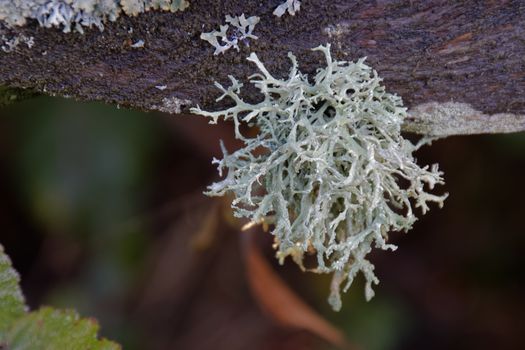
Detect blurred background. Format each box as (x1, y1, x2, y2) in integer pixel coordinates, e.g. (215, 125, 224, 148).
(0, 96, 523, 350)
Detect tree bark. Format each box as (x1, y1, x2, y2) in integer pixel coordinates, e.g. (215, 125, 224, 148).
(1, 0, 524, 137)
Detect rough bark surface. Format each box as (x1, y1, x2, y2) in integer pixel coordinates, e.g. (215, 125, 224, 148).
(1, 0, 524, 136)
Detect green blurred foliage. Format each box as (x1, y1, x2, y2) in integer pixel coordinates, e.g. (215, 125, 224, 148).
(1, 244, 119, 349)
(1, 97, 168, 349)
(7, 97, 161, 237)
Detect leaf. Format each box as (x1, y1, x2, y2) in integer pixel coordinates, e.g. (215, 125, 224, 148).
(5, 307, 120, 350)
(241, 231, 353, 349)
(0, 244, 27, 341)
(0, 244, 120, 349)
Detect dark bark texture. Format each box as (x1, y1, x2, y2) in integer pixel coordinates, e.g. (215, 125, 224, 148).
(1, 0, 524, 135)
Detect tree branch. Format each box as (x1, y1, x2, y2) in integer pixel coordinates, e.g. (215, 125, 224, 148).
(1, 0, 524, 137)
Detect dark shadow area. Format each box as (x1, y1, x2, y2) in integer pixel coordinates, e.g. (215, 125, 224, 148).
(0, 96, 523, 350)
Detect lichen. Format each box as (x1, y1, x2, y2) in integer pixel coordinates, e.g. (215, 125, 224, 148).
(273, 0, 301, 17)
(191, 44, 447, 311)
(200, 14, 260, 55)
(151, 96, 191, 114)
(406, 102, 525, 136)
(1, 32, 33, 52)
(0, 0, 189, 33)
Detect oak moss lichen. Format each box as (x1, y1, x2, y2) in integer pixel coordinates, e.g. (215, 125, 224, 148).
(192, 44, 447, 311)
(200, 14, 260, 56)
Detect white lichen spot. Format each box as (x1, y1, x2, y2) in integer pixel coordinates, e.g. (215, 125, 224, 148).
(0, 0, 189, 34)
(130, 39, 144, 48)
(151, 96, 191, 114)
(323, 22, 353, 40)
(200, 14, 260, 55)
(407, 102, 525, 136)
(273, 0, 301, 17)
(191, 44, 447, 311)
(1, 33, 34, 52)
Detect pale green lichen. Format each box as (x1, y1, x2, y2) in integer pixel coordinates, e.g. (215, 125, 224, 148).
(0, 0, 189, 33)
(1, 32, 33, 52)
(121, 0, 189, 17)
(273, 0, 301, 17)
(191, 44, 447, 311)
(200, 14, 260, 55)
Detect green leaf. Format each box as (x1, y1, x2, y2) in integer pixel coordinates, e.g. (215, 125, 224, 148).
(5, 307, 120, 350)
(1, 245, 120, 349)
(0, 244, 27, 340)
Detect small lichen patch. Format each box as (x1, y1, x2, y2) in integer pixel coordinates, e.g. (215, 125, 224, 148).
(273, 0, 301, 17)
(0, 0, 190, 33)
(192, 44, 447, 311)
(200, 14, 260, 55)
(406, 102, 525, 136)
(1, 32, 33, 52)
(151, 96, 191, 114)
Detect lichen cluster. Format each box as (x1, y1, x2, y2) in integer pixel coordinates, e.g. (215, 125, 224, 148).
(0, 0, 189, 33)
(273, 0, 301, 17)
(200, 14, 260, 55)
(192, 44, 447, 310)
